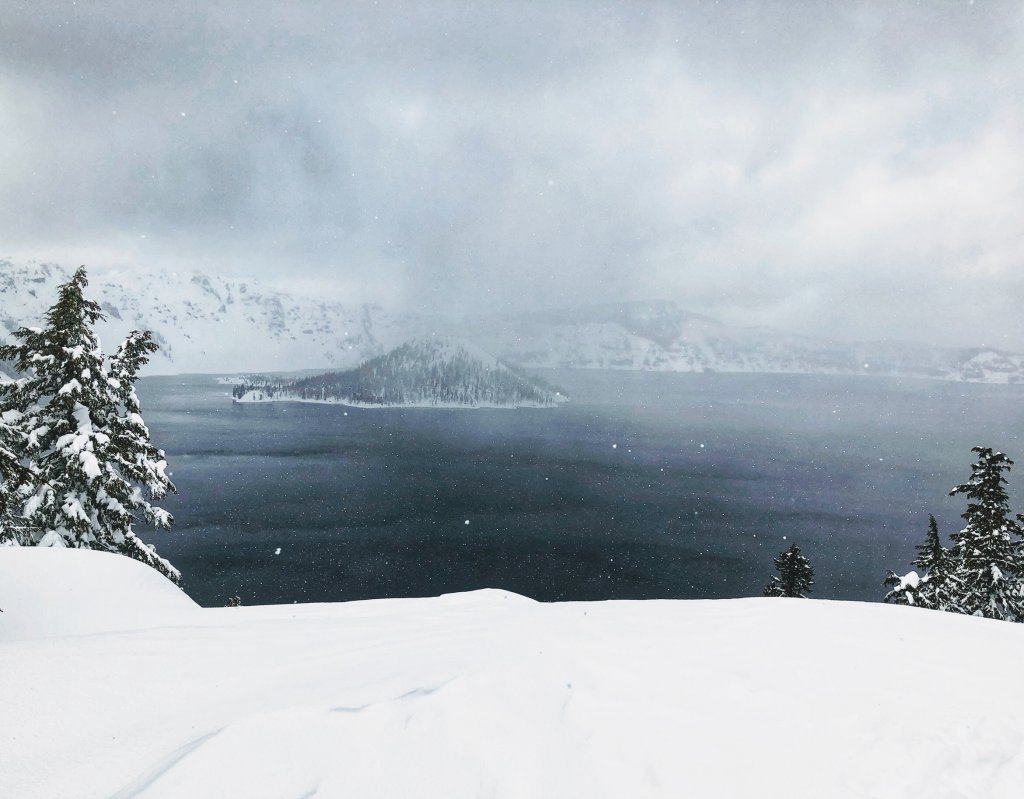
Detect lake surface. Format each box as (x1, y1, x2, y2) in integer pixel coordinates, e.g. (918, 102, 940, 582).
(138, 371, 1024, 607)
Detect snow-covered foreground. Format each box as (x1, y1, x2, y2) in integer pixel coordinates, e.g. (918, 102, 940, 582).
(3, 550, 1024, 798)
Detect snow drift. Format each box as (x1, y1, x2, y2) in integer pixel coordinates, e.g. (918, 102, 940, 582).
(2, 549, 1024, 798)
(0, 548, 198, 641)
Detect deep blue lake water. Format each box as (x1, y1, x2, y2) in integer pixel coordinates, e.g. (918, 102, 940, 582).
(138, 371, 1024, 607)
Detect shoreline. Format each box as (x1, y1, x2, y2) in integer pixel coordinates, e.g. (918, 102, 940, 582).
(232, 393, 564, 410)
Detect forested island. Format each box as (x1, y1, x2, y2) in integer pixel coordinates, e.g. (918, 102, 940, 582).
(231, 338, 567, 408)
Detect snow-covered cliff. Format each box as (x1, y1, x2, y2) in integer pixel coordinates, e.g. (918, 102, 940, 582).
(2, 261, 1022, 382)
(464, 301, 1024, 383)
(0, 260, 431, 374)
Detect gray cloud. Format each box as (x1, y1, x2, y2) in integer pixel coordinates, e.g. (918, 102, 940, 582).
(1, 1, 1022, 348)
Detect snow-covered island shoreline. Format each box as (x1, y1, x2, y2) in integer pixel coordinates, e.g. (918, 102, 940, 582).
(232, 390, 563, 409)
(231, 338, 568, 409)
(3, 549, 1024, 799)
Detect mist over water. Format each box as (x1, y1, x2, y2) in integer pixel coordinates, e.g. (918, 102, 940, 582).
(140, 372, 1024, 607)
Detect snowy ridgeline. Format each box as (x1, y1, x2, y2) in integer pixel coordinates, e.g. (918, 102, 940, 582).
(232, 339, 568, 408)
(5, 261, 1024, 382)
(4, 549, 1024, 799)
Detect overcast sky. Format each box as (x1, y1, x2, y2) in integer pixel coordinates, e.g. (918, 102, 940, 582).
(2, 1, 1022, 348)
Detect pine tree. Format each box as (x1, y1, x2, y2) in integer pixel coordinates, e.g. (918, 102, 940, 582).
(883, 569, 920, 606)
(914, 515, 947, 575)
(943, 447, 1024, 621)
(885, 515, 952, 608)
(0, 414, 32, 544)
(763, 542, 814, 598)
(914, 514, 954, 608)
(0, 267, 179, 582)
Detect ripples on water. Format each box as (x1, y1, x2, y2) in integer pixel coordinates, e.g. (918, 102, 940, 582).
(138, 371, 1024, 607)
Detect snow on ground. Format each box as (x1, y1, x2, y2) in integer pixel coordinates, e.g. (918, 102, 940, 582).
(3, 550, 1024, 798)
(0, 548, 199, 640)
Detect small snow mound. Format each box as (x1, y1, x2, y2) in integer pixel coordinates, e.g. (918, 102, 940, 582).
(0, 548, 199, 641)
(436, 587, 537, 605)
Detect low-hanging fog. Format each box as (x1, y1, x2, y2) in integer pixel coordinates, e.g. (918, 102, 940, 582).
(1, 1, 1022, 349)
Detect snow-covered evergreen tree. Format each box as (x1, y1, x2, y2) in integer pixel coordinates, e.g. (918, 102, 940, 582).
(0, 412, 32, 544)
(884, 515, 951, 608)
(0, 267, 179, 582)
(763, 543, 814, 598)
(883, 568, 921, 606)
(943, 447, 1024, 621)
(914, 515, 949, 579)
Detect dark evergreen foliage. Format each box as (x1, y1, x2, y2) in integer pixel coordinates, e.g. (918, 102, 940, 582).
(0, 411, 32, 544)
(882, 569, 914, 606)
(763, 542, 814, 598)
(885, 447, 1024, 621)
(945, 447, 1023, 620)
(914, 514, 948, 576)
(0, 267, 179, 581)
(885, 515, 951, 607)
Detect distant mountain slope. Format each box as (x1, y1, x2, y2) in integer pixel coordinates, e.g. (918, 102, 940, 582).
(2, 260, 1022, 382)
(233, 338, 566, 408)
(467, 301, 1024, 383)
(0, 260, 429, 374)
